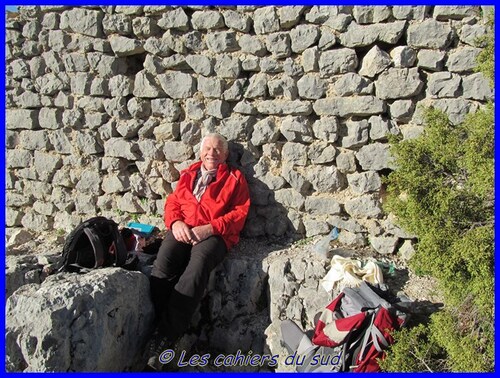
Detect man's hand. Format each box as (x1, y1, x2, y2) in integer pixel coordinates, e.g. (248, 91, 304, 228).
(191, 224, 214, 245)
(171, 221, 195, 244)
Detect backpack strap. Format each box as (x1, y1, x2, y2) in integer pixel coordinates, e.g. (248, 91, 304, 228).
(83, 227, 105, 268)
(356, 308, 389, 364)
(110, 223, 127, 266)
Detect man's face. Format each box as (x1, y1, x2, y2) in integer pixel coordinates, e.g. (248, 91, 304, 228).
(200, 137, 228, 171)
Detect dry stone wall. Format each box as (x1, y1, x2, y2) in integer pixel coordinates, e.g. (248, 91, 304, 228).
(6, 5, 492, 256)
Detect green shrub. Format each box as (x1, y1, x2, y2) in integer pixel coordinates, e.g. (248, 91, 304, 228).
(381, 14, 494, 372)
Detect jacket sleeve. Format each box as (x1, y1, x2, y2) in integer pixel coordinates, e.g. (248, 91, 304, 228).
(209, 173, 250, 238)
(163, 174, 188, 230)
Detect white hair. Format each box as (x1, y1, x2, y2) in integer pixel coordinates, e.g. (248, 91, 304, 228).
(200, 133, 228, 153)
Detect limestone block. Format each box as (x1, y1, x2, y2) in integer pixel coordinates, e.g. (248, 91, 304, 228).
(407, 19, 453, 49)
(319, 48, 358, 76)
(333, 73, 373, 96)
(157, 8, 189, 31)
(207, 31, 239, 53)
(308, 141, 336, 164)
(6, 269, 154, 372)
(359, 45, 391, 78)
(266, 32, 291, 58)
(353, 6, 392, 24)
(290, 24, 319, 53)
(356, 143, 395, 171)
(253, 7, 280, 34)
(347, 171, 382, 194)
(375, 68, 424, 100)
(314, 96, 385, 117)
(312, 116, 339, 143)
(344, 195, 382, 219)
(427, 72, 461, 98)
(222, 10, 252, 32)
(297, 74, 326, 99)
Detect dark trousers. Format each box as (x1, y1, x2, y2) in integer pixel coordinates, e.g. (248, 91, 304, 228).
(149, 231, 227, 342)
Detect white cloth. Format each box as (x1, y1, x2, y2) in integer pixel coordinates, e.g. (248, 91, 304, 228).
(193, 167, 217, 201)
(321, 255, 384, 293)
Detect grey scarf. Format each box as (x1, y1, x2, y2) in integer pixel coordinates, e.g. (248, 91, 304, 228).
(193, 167, 217, 201)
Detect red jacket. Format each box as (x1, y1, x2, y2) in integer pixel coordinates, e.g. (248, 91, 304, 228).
(164, 161, 250, 250)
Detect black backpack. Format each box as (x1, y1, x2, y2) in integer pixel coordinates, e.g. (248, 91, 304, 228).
(58, 217, 128, 273)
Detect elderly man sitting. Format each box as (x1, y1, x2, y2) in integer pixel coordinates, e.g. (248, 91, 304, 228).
(146, 133, 250, 370)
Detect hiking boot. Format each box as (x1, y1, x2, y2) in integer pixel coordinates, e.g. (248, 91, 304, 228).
(145, 329, 171, 371)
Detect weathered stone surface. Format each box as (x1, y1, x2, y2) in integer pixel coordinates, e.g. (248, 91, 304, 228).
(347, 171, 382, 194)
(133, 71, 164, 98)
(318, 26, 337, 50)
(314, 96, 385, 117)
(7, 109, 39, 130)
(251, 118, 280, 146)
(257, 100, 312, 116)
(460, 23, 489, 47)
(398, 239, 416, 261)
(297, 74, 326, 99)
(265, 32, 291, 58)
(344, 195, 382, 219)
(369, 235, 399, 255)
(446, 47, 481, 73)
(369, 115, 400, 141)
(274, 188, 305, 210)
(290, 25, 319, 53)
(433, 6, 479, 20)
(356, 143, 395, 171)
(462, 72, 492, 101)
(279, 115, 314, 142)
(157, 72, 196, 99)
(109, 75, 133, 97)
(333, 73, 373, 97)
(338, 22, 377, 47)
(220, 115, 255, 141)
(60, 8, 103, 37)
(186, 55, 213, 76)
(428, 98, 473, 125)
(376, 68, 424, 100)
(308, 141, 336, 164)
(6, 269, 154, 372)
(353, 6, 392, 24)
(207, 31, 239, 53)
(157, 8, 189, 31)
(390, 46, 417, 68)
(191, 10, 225, 30)
(342, 119, 369, 149)
(305, 195, 341, 215)
(268, 76, 297, 100)
(301, 47, 319, 73)
(162, 141, 193, 162)
(312, 116, 339, 143)
(104, 138, 140, 160)
(102, 14, 132, 35)
(222, 10, 252, 32)
(306, 165, 345, 193)
(282, 142, 308, 166)
(253, 7, 280, 35)
(19, 130, 51, 151)
(427, 72, 461, 98)
(336, 150, 357, 174)
(407, 19, 453, 49)
(214, 55, 241, 78)
(319, 48, 358, 76)
(416, 49, 446, 71)
(359, 45, 391, 78)
(392, 6, 428, 20)
(238, 34, 267, 56)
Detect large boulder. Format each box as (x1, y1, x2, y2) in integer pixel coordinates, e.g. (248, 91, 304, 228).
(6, 268, 155, 372)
